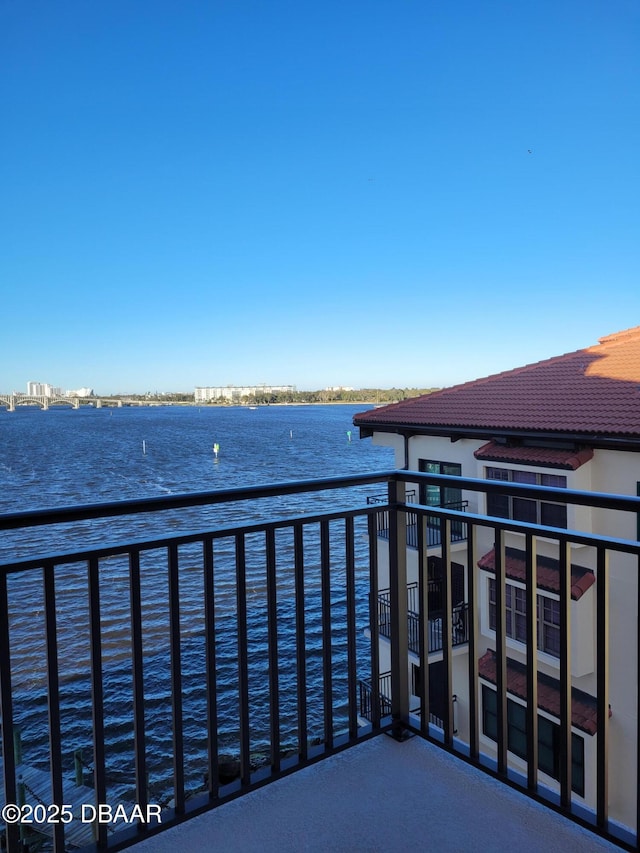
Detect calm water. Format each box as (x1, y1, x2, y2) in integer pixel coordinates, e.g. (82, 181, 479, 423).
(0, 404, 394, 812)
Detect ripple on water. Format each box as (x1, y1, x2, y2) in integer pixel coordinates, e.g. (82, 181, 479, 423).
(1, 406, 394, 808)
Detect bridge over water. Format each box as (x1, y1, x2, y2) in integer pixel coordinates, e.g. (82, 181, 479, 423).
(0, 395, 158, 412)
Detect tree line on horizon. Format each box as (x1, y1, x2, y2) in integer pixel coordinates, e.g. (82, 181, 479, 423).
(104, 387, 439, 404)
(198, 387, 438, 405)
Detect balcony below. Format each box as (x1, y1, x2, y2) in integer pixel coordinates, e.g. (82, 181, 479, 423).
(376, 582, 470, 654)
(367, 492, 469, 549)
(133, 734, 620, 853)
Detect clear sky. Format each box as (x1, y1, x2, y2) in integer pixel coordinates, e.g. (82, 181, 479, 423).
(1, 1, 638, 395)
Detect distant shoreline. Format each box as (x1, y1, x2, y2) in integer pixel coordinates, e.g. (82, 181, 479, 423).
(194, 400, 386, 407)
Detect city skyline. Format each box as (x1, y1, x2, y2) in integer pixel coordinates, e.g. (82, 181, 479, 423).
(10, 379, 409, 397)
(2, 1, 638, 395)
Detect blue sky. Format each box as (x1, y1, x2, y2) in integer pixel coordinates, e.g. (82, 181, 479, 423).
(1, 1, 638, 394)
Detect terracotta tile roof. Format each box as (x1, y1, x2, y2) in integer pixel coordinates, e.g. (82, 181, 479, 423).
(473, 442, 594, 470)
(354, 327, 640, 438)
(478, 547, 595, 601)
(478, 649, 604, 735)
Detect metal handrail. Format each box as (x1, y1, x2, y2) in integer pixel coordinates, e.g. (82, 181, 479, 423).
(2, 471, 640, 851)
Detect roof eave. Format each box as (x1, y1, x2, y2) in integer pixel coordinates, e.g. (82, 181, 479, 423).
(355, 421, 640, 452)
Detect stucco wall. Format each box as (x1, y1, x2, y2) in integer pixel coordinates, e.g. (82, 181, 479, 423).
(368, 431, 640, 830)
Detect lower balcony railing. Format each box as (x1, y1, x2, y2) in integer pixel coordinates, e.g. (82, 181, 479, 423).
(358, 672, 448, 730)
(368, 492, 468, 548)
(376, 586, 469, 654)
(358, 673, 393, 722)
(0, 471, 639, 851)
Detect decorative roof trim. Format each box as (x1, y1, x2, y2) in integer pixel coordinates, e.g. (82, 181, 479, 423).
(473, 442, 594, 471)
(355, 423, 640, 453)
(478, 650, 604, 735)
(478, 547, 595, 601)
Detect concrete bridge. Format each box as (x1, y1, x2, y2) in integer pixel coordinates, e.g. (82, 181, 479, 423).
(0, 395, 155, 412)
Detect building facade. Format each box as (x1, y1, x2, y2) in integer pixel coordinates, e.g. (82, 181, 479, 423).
(26, 380, 58, 397)
(194, 385, 296, 403)
(354, 326, 640, 831)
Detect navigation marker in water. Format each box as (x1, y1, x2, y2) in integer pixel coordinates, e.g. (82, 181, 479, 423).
(143, 440, 146, 455)
(213, 442, 220, 459)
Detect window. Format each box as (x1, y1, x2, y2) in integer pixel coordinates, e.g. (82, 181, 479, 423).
(418, 460, 462, 508)
(486, 468, 567, 528)
(538, 596, 561, 656)
(419, 460, 465, 542)
(482, 686, 584, 796)
(488, 579, 560, 659)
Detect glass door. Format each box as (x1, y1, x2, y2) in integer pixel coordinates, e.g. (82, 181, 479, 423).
(419, 460, 462, 540)
(418, 460, 462, 507)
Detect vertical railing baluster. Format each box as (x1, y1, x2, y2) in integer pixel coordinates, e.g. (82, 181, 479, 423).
(168, 543, 185, 812)
(320, 519, 334, 748)
(418, 512, 430, 737)
(558, 541, 572, 809)
(494, 528, 508, 776)
(466, 523, 479, 761)
(129, 549, 148, 817)
(235, 533, 251, 784)
(440, 517, 453, 746)
(637, 552, 640, 848)
(43, 563, 65, 852)
(345, 517, 358, 740)
(388, 478, 409, 736)
(294, 522, 308, 760)
(203, 536, 219, 797)
(88, 556, 107, 848)
(524, 534, 538, 793)
(266, 529, 280, 772)
(367, 512, 381, 730)
(596, 546, 610, 829)
(0, 571, 19, 853)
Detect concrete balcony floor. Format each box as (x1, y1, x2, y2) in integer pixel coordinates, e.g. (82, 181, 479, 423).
(134, 735, 622, 852)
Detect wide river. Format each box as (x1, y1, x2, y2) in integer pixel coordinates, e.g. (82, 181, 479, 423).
(0, 404, 394, 812)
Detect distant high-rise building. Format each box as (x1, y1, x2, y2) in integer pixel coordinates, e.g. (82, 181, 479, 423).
(195, 385, 296, 402)
(26, 381, 78, 397)
(27, 380, 52, 396)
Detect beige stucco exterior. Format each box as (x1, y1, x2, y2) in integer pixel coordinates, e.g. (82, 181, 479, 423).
(369, 429, 639, 831)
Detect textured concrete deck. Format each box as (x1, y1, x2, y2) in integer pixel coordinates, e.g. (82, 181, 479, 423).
(134, 735, 622, 852)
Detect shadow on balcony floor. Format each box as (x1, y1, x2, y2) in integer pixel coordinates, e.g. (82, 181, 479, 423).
(133, 735, 621, 852)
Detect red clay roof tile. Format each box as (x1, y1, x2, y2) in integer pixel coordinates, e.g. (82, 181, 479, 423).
(354, 326, 640, 438)
(478, 547, 595, 601)
(473, 442, 594, 470)
(478, 649, 602, 735)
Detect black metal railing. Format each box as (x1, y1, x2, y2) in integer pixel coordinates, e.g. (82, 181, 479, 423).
(358, 672, 450, 731)
(1, 470, 639, 851)
(368, 492, 468, 548)
(0, 473, 393, 853)
(376, 584, 469, 653)
(358, 672, 393, 722)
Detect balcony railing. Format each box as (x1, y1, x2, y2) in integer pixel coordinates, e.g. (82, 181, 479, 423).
(376, 583, 469, 653)
(368, 492, 468, 548)
(358, 672, 393, 722)
(358, 672, 449, 730)
(1, 471, 639, 851)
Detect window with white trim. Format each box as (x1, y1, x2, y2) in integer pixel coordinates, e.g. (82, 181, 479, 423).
(486, 467, 567, 528)
(482, 685, 585, 796)
(488, 579, 560, 658)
